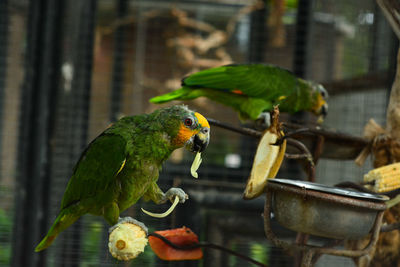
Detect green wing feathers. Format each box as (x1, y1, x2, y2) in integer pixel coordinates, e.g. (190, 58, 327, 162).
(35, 106, 211, 252)
(35, 134, 127, 251)
(61, 134, 127, 210)
(35, 210, 80, 252)
(182, 64, 299, 99)
(149, 64, 302, 119)
(150, 87, 203, 103)
(150, 64, 300, 107)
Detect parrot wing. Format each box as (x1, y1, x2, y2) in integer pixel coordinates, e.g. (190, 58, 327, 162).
(60, 133, 127, 210)
(182, 64, 299, 100)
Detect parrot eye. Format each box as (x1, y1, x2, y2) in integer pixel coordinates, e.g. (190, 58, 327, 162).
(318, 86, 328, 98)
(184, 118, 193, 127)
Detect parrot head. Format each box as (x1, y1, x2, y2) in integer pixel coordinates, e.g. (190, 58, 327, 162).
(162, 105, 210, 153)
(309, 83, 328, 122)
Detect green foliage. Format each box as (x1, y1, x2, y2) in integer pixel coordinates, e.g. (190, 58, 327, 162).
(80, 218, 103, 267)
(250, 243, 269, 265)
(0, 208, 12, 265)
(226, 240, 270, 266)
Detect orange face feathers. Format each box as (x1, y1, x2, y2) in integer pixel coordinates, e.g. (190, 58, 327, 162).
(173, 124, 196, 147)
(172, 112, 210, 147)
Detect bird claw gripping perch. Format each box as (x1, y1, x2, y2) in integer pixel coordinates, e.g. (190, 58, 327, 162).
(34, 105, 211, 252)
(243, 106, 287, 200)
(141, 188, 188, 218)
(164, 187, 189, 203)
(109, 217, 148, 234)
(257, 111, 271, 128)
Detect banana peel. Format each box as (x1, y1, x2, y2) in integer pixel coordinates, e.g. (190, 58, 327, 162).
(243, 106, 286, 199)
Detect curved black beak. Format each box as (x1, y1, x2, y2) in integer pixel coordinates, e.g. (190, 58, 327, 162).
(321, 103, 328, 117)
(192, 127, 210, 153)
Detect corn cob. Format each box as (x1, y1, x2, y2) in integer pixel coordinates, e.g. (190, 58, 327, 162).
(243, 106, 286, 200)
(108, 218, 148, 261)
(364, 162, 400, 193)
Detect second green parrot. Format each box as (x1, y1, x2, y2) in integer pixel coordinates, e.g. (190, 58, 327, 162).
(150, 64, 328, 122)
(35, 105, 210, 252)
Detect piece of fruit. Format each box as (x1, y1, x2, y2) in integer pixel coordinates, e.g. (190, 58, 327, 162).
(243, 106, 286, 199)
(149, 227, 203, 261)
(108, 218, 148, 261)
(191, 152, 202, 178)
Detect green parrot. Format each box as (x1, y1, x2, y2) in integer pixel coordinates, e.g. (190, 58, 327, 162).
(150, 64, 328, 123)
(35, 105, 210, 252)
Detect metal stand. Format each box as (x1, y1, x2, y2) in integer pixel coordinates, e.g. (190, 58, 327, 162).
(263, 188, 385, 267)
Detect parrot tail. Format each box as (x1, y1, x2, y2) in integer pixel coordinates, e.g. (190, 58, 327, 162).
(35, 210, 80, 252)
(149, 87, 200, 104)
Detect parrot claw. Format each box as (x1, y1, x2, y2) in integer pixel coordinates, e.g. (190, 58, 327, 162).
(109, 217, 148, 234)
(258, 112, 271, 128)
(164, 188, 188, 204)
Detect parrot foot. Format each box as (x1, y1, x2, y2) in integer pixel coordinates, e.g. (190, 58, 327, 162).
(164, 187, 188, 204)
(109, 217, 148, 235)
(257, 112, 271, 128)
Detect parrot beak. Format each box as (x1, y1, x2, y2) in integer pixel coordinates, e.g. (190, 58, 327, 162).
(321, 103, 328, 117)
(316, 103, 328, 124)
(190, 127, 210, 153)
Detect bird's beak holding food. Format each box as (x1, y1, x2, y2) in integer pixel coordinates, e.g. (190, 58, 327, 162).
(189, 127, 210, 153)
(316, 103, 328, 124)
(186, 112, 210, 153)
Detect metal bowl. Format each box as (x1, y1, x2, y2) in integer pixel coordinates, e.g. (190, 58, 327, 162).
(267, 179, 388, 240)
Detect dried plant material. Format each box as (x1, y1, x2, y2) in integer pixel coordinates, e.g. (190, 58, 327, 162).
(268, 0, 286, 47)
(243, 107, 286, 199)
(141, 195, 180, 218)
(108, 218, 148, 261)
(364, 119, 387, 140)
(355, 119, 386, 166)
(352, 4, 400, 267)
(96, 2, 265, 98)
(360, 48, 400, 167)
(190, 152, 202, 178)
(168, 1, 263, 69)
(387, 49, 400, 140)
(171, 8, 216, 33)
(371, 137, 400, 168)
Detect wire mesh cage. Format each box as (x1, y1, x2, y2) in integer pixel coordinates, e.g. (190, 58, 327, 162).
(0, 0, 397, 266)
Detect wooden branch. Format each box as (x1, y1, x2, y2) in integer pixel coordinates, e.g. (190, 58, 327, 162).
(171, 8, 217, 33)
(98, 10, 163, 37)
(376, 0, 400, 39)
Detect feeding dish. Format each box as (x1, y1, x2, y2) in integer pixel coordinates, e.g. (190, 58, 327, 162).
(267, 179, 388, 239)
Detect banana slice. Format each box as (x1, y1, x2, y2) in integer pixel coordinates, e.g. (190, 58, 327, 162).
(243, 106, 286, 199)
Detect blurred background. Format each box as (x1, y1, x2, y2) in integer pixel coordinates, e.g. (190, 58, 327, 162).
(0, 0, 397, 266)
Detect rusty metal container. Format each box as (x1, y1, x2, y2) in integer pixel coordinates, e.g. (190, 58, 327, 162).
(268, 179, 387, 239)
